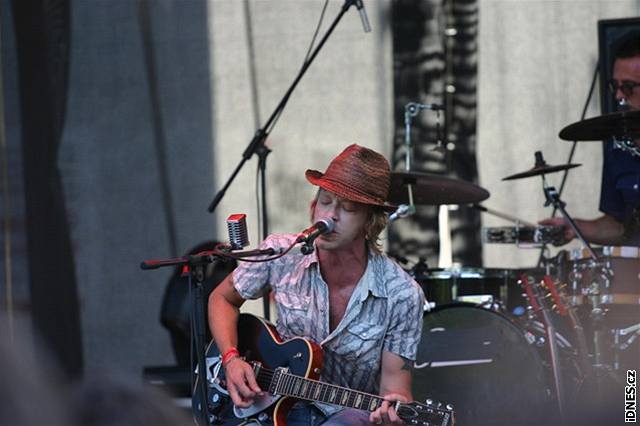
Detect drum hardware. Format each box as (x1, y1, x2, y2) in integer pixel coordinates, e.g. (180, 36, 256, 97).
(482, 225, 564, 247)
(501, 157, 582, 181)
(396, 102, 484, 207)
(472, 203, 536, 227)
(612, 322, 640, 370)
(413, 267, 522, 310)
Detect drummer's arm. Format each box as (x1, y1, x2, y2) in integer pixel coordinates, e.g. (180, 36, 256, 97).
(540, 214, 625, 245)
(575, 214, 625, 245)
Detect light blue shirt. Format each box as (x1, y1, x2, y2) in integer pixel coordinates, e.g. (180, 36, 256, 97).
(233, 233, 425, 405)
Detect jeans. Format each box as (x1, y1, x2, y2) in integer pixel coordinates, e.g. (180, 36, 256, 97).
(230, 402, 371, 426)
(287, 403, 371, 426)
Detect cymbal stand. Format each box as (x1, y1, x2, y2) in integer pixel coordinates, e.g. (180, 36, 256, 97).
(393, 102, 444, 221)
(613, 322, 640, 371)
(542, 181, 599, 263)
(537, 163, 619, 409)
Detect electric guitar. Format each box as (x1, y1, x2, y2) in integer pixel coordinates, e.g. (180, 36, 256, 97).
(193, 314, 455, 426)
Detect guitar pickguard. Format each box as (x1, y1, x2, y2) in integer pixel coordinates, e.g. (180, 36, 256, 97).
(233, 393, 281, 419)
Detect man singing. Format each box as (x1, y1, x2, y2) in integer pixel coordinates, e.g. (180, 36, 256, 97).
(208, 144, 425, 425)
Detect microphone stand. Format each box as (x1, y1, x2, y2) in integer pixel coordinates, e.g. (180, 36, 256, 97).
(140, 246, 275, 426)
(206, 0, 367, 320)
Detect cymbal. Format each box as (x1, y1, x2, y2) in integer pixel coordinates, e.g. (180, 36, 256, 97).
(559, 110, 640, 141)
(502, 163, 581, 181)
(388, 172, 490, 205)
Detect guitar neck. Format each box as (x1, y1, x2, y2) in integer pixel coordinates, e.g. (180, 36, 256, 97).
(270, 369, 385, 412)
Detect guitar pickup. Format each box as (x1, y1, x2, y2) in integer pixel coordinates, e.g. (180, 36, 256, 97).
(251, 361, 262, 377)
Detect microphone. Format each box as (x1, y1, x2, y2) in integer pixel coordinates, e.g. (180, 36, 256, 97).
(227, 214, 249, 250)
(354, 0, 371, 33)
(389, 204, 416, 222)
(295, 218, 335, 244)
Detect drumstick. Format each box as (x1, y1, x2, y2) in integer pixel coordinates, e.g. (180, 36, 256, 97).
(472, 204, 537, 227)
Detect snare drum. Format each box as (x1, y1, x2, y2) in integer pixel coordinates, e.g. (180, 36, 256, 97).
(565, 246, 640, 306)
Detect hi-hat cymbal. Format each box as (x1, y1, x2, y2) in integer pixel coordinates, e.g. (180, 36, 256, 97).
(388, 172, 490, 205)
(502, 163, 581, 181)
(559, 110, 640, 141)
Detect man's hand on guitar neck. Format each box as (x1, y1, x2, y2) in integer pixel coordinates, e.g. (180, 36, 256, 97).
(369, 393, 407, 426)
(224, 357, 263, 408)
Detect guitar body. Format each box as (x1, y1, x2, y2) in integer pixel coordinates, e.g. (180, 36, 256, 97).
(194, 314, 453, 426)
(193, 314, 323, 425)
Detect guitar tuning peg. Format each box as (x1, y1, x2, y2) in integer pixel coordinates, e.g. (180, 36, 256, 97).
(436, 402, 442, 408)
(425, 398, 433, 406)
(446, 403, 454, 411)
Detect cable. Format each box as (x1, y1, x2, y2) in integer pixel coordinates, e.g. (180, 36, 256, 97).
(555, 62, 600, 206)
(265, 0, 330, 136)
(303, 0, 330, 66)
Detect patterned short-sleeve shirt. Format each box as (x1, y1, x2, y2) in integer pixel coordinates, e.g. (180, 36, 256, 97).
(233, 233, 425, 401)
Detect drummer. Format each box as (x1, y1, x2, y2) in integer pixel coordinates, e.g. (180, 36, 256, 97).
(541, 35, 640, 246)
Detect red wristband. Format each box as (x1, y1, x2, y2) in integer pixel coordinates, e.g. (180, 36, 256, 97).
(222, 347, 240, 365)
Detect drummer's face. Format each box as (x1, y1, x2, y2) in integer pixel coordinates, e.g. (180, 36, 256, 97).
(612, 56, 640, 111)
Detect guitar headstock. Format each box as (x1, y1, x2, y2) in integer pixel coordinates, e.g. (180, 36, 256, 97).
(397, 399, 455, 426)
(519, 272, 570, 317)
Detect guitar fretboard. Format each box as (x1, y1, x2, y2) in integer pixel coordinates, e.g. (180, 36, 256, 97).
(267, 368, 385, 412)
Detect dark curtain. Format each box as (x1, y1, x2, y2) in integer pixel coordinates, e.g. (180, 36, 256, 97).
(389, 0, 481, 267)
(12, 0, 83, 378)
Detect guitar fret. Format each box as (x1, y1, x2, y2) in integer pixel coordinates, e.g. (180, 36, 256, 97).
(369, 397, 380, 411)
(293, 376, 302, 396)
(272, 370, 281, 394)
(329, 387, 337, 403)
(321, 383, 330, 403)
(340, 389, 349, 405)
(283, 374, 291, 395)
(289, 375, 296, 396)
(272, 372, 402, 418)
(302, 380, 309, 398)
(313, 382, 322, 399)
(288, 375, 295, 396)
(355, 393, 363, 409)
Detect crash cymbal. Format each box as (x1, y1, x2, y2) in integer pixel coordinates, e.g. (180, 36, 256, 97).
(389, 171, 490, 205)
(502, 163, 581, 181)
(559, 110, 640, 141)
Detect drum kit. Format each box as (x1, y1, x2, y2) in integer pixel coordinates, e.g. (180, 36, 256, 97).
(389, 109, 640, 425)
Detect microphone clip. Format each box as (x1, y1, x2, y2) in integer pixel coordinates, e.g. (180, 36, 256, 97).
(300, 243, 315, 255)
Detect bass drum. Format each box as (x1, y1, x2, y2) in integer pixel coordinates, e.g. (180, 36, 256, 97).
(412, 304, 572, 426)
